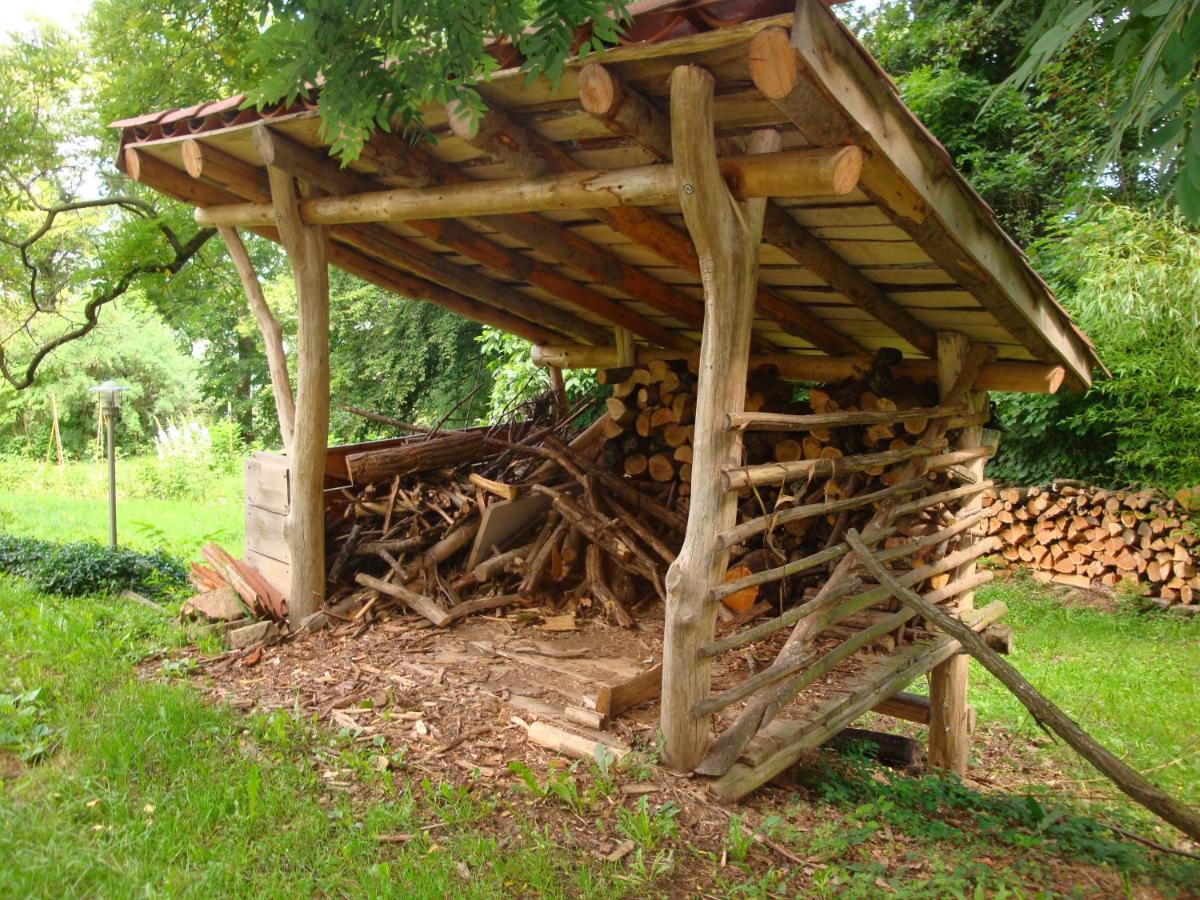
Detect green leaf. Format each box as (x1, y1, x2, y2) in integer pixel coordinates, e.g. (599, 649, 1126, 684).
(1177, 166, 1200, 222)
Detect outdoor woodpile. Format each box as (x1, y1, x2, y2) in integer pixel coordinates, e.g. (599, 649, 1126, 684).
(323, 411, 684, 630)
(324, 349, 993, 632)
(981, 481, 1200, 610)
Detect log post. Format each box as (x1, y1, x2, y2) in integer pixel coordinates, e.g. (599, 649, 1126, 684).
(614, 327, 635, 367)
(216, 226, 295, 450)
(928, 331, 982, 773)
(660, 64, 775, 771)
(267, 167, 330, 623)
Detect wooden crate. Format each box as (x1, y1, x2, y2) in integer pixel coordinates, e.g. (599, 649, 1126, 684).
(244, 451, 291, 598)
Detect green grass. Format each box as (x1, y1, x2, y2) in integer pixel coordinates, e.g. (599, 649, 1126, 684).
(0, 490, 243, 558)
(0, 456, 243, 559)
(0, 579, 633, 897)
(0, 451, 1196, 895)
(969, 574, 1200, 801)
(1, 577, 1197, 897)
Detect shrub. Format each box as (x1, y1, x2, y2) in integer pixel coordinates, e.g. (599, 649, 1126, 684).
(994, 204, 1200, 489)
(0, 535, 187, 597)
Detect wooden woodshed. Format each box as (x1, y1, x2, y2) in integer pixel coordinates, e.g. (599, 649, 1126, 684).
(110, 0, 1105, 799)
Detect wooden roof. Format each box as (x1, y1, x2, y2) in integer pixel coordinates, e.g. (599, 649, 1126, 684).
(110, 0, 1100, 389)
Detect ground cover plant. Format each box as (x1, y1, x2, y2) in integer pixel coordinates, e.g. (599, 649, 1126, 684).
(0, 535, 186, 598)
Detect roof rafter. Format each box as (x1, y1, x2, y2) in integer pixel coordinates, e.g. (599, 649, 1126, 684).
(446, 101, 799, 356)
(748, 13, 1097, 386)
(448, 90, 864, 358)
(182, 139, 610, 345)
(577, 62, 933, 356)
(124, 146, 572, 347)
(343, 132, 714, 338)
(248, 127, 690, 349)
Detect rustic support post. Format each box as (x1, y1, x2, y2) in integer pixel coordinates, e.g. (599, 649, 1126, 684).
(267, 167, 330, 623)
(928, 331, 983, 773)
(548, 365, 568, 420)
(660, 64, 776, 771)
(614, 327, 635, 368)
(216, 226, 295, 451)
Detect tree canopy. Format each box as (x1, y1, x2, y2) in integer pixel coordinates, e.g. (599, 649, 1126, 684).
(997, 0, 1200, 221)
(246, 0, 630, 160)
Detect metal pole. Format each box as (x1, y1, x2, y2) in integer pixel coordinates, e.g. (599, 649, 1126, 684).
(106, 407, 117, 549)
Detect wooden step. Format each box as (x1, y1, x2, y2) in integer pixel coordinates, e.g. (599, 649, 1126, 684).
(709, 600, 1006, 799)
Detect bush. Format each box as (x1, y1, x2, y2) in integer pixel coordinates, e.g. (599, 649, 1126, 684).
(0, 535, 187, 597)
(994, 204, 1200, 489)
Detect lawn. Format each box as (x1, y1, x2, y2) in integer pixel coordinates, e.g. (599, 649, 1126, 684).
(0, 464, 1197, 895)
(2, 579, 1197, 897)
(0, 457, 243, 558)
(970, 575, 1200, 802)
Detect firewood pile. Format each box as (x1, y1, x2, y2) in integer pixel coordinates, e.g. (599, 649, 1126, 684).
(981, 481, 1200, 610)
(189, 542, 287, 622)
(330, 349, 985, 631)
(596, 353, 979, 615)
(325, 415, 685, 628)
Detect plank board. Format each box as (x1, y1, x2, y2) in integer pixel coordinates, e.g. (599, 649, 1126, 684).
(466, 493, 553, 570)
(244, 452, 289, 514)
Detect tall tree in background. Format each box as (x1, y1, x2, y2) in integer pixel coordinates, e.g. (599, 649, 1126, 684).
(0, 0, 631, 447)
(856, 0, 1166, 242)
(998, 0, 1200, 221)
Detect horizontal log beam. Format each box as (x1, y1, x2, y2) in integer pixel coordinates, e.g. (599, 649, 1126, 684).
(358, 132, 709, 341)
(531, 344, 1068, 393)
(699, 543, 998, 659)
(124, 146, 569, 346)
(251, 126, 689, 349)
(872, 690, 933, 724)
(717, 479, 924, 551)
(182, 137, 601, 345)
(727, 404, 968, 432)
(891, 480, 994, 518)
(193, 147, 863, 229)
(721, 444, 940, 493)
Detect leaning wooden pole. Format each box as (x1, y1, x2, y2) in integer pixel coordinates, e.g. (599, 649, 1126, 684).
(267, 167, 330, 623)
(660, 64, 775, 771)
(844, 529, 1200, 843)
(217, 226, 296, 451)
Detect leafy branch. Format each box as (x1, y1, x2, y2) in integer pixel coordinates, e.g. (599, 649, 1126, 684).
(994, 0, 1200, 219)
(0, 194, 215, 390)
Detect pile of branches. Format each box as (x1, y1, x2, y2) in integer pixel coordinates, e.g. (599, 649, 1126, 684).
(331, 349, 977, 630)
(326, 408, 685, 628)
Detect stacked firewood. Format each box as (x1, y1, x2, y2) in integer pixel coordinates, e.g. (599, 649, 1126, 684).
(190, 542, 287, 622)
(329, 349, 982, 630)
(981, 481, 1200, 609)
(600, 358, 699, 499)
(596, 355, 958, 604)
(325, 415, 685, 629)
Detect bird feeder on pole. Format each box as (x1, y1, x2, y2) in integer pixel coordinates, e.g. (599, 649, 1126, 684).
(90, 381, 126, 549)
